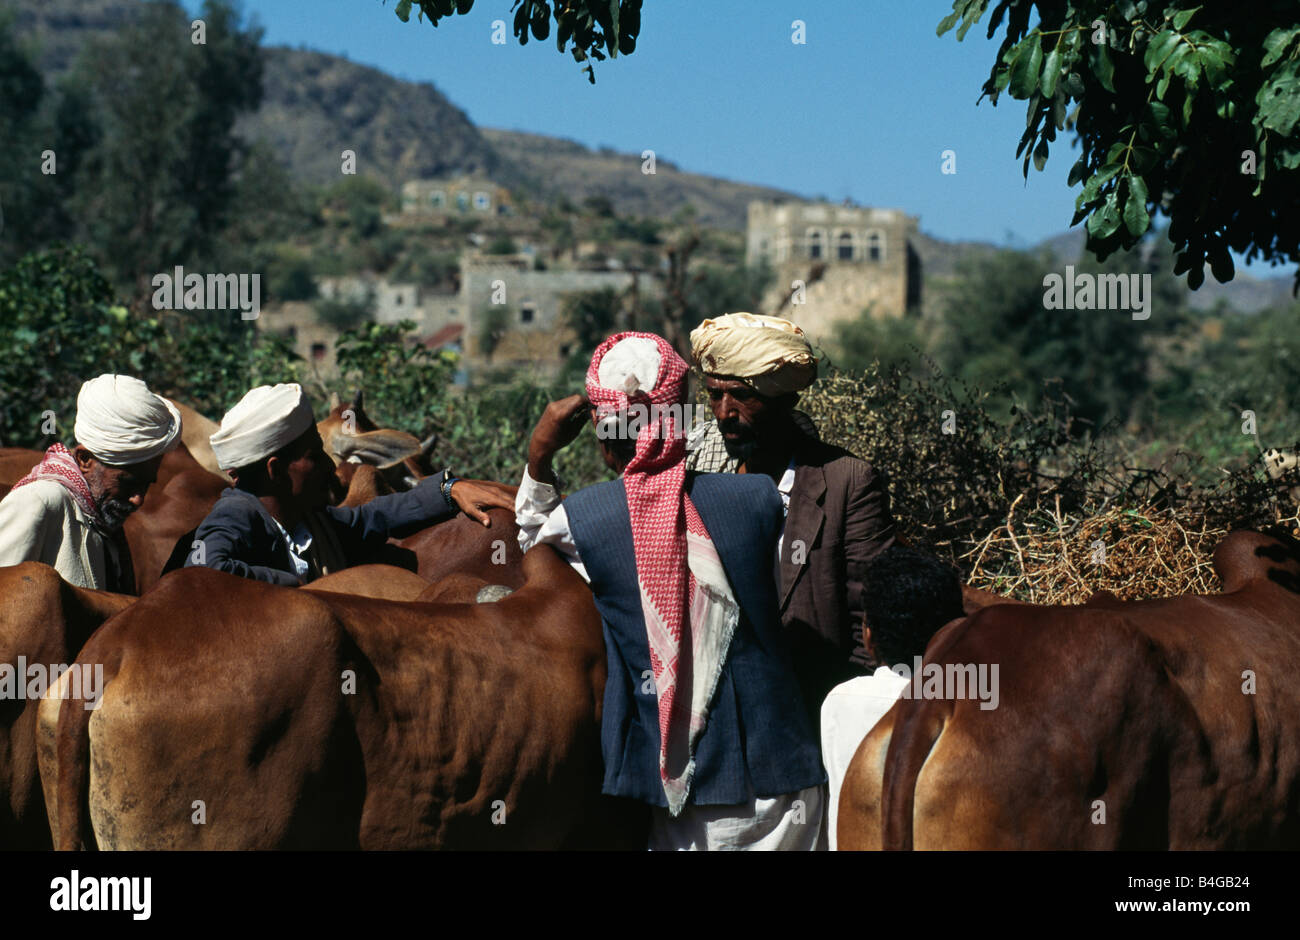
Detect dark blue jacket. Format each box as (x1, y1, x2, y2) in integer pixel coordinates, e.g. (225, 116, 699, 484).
(185, 472, 454, 585)
(565, 471, 825, 807)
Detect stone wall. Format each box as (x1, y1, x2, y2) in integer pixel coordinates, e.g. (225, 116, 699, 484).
(746, 199, 921, 345)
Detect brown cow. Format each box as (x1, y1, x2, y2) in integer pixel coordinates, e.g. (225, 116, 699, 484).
(397, 506, 525, 586)
(168, 399, 230, 482)
(318, 391, 438, 500)
(45, 544, 645, 850)
(5, 508, 520, 850)
(0, 563, 131, 848)
(839, 529, 1300, 850)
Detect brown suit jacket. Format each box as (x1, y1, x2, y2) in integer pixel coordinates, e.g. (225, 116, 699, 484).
(776, 435, 896, 720)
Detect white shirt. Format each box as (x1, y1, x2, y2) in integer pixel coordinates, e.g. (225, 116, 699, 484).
(269, 515, 315, 580)
(514, 462, 797, 579)
(775, 459, 796, 560)
(820, 667, 910, 850)
(514, 468, 589, 582)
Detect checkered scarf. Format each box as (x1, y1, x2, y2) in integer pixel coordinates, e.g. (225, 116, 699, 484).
(13, 444, 102, 527)
(587, 333, 739, 814)
(685, 410, 822, 474)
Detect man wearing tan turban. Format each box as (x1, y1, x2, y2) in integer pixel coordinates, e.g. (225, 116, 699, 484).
(688, 313, 896, 729)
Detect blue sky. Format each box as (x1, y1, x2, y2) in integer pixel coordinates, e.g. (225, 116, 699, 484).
(222, 0, 1287, 274)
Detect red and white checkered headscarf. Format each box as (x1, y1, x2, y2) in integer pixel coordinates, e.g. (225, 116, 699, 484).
(587, 333, 736, 813)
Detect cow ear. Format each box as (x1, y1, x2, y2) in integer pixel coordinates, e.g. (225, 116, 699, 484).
(329, 429, 421, 469)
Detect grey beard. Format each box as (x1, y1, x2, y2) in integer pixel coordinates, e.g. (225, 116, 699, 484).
(95, 496, 135, 532)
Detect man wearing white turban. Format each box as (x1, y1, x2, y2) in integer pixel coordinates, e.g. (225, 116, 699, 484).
(188, 383, 515, 585)
(687, 313, 896, 732)
(0, 374, 182, 592)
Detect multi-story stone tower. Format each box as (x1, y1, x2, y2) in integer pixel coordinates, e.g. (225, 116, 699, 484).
(745, 200, 921, 344)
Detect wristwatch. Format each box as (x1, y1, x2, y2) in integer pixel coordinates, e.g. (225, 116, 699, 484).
(440, 469, 459, 507)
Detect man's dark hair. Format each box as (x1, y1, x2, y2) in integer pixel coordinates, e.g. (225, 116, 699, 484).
(864, 545, 965, 667)
(603, 429, 638, 466)
(231, 435, 314, 492)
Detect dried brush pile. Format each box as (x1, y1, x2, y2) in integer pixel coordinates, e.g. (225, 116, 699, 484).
(795, 360, 1300, 604)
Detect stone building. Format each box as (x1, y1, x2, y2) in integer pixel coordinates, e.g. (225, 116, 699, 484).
(264, 255, 647, 383)
(400, 177, 513, 217)
(746, 199, 922, 343)
(453, 254, 643, 365)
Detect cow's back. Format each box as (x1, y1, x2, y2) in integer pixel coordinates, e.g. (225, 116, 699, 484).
(52, 545, 632, 850)
(57, 567, 362, 849)
(842, 555, 1300, 850)
(324, 545, 612, 849)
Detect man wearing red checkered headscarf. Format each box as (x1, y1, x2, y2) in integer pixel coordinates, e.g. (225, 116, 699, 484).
(515, 332, 826, 850)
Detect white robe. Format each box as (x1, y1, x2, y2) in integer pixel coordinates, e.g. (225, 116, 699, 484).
(0, 480, 109, 589)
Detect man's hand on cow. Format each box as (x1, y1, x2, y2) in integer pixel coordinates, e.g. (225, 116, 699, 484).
(527, 394, 590, 487)
(448, 479, 518, 527)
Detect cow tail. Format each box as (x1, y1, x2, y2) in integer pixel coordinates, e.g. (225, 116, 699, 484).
(879, 697, 948, 851)
(53, 674, 97, 851)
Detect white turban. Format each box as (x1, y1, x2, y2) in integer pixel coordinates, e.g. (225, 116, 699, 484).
(597, 336, 662, 396)
(690, 312, 817, 396)
(74, 374, 182, 466)
(592, 336, 662, 438)
(210, 383, 316, 471)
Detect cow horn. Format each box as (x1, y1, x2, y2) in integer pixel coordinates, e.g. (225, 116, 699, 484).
(352, 389, 364, 410)
(420, 433, 438, 456)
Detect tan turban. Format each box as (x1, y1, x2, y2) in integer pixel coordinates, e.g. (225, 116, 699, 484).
(210, 383, 316, 471)
(74, 374, 182, 466)
(689, 312, 817, 396)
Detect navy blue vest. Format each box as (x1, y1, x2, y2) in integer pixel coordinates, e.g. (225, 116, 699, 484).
(565, 472, 825, 807)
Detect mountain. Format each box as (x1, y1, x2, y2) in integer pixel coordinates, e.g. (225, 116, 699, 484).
(6, 0, 792, 225)
(7, 0, 1296, 307)
(238, 48, 509, 188)
(481, 128, 797, 229)
(5, 0, 135, 72)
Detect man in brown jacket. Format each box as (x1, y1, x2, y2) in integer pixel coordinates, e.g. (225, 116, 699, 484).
(687, 313, 896, 725)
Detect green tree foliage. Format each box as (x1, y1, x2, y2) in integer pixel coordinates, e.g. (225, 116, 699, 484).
(681, 260, 774, 327)
(1146, 298, 1300, 464)
(266, 248, 319, 303)
(832, 310, 930, 377)
(939, 0, 1300, 287)
(391, 248, 460, 286)
(0, 11, 56, 260)
(477, 304, 512, 361)
(0, 246, 161, 447)
(331, 321, 456, 433)
(0, 246, 302, 447)
(932, 240, 1185, 430)
(316, 292, 375, 331)
(563, 286, 626, 353)
(66, 0, 263, 299)
(391, 0, 643, 83)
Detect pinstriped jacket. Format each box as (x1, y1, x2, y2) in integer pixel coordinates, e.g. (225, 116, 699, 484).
(564, 471, 825, 807)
